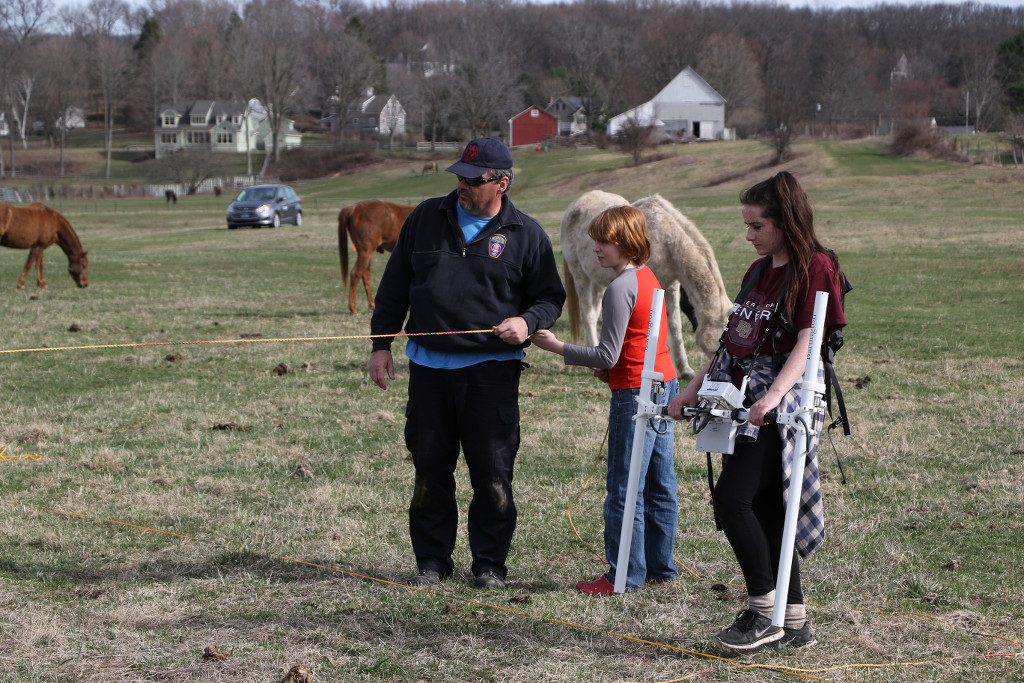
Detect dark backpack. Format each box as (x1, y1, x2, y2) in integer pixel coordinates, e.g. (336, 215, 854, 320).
(704, 250, 852, 518)
(732, 250, 852, 436)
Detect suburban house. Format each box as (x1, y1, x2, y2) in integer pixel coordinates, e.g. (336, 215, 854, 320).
(607, 67, 727, 141)
(508, 106, 558, 147)
(320, 93, 406, 138)
(32, 107, 87, 135)
(545, 96, 590, 136)
(154, 99, 301, 159)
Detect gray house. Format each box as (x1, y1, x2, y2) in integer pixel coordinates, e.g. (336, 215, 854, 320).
(155, 99, 301, 158)
(545, 96, 590, 136)
(320, 93, 406, 138)
(607, 67, 727, 140)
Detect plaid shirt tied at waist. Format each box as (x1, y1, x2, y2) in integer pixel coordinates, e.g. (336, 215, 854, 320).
(709, 350, 826, 558)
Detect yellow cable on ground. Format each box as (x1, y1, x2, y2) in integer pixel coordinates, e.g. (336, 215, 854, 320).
(0, 329, 495, 355)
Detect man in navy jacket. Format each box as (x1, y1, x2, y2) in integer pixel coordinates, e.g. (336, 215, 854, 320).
(369, 138, 565, 590)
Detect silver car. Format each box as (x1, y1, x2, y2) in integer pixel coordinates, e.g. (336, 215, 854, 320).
(226, 184, 303, 229)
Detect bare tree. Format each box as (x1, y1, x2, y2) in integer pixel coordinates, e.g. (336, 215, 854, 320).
(808, 25, 872, 137)
(67, 0, 135, 179)
(554, 13, 608, 134)
(309, 10, 378, 145)
(952, 26, 1004, 132)
(236, 0, 309, 168)
(419, 69, 459, 145)
(0, 0, 51, 177)
(617, 113, 655, 166)
(149, 148, 226, 194)
(34, 35, 85, 176)
(696, 33, 764, 137)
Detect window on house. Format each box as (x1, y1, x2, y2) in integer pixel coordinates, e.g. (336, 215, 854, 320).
(217, 133, 233, 144)
(162, 115, 175, 126)
(191, 115, 205, 125)
(161, 133, 177, 144)
(531, 109, 539, 117)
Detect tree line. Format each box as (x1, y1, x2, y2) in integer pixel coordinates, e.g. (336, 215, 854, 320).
(5, 0, 1024, 178)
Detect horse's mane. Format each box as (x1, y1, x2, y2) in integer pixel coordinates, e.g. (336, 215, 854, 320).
(49, 206, 86, 258)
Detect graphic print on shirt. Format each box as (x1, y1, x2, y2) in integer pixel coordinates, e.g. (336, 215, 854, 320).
(726, 297, 777, 357)
(723, 262, 786, 359)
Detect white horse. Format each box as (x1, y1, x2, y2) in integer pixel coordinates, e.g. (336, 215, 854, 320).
(560, 190, 732, 379)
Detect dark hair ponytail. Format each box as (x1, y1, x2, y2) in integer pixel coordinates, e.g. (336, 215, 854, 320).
(740, 172, 838, 321)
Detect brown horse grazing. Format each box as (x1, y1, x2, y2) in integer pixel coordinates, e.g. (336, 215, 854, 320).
(338, 200, 415, 314)
(0, 202, 89, 289)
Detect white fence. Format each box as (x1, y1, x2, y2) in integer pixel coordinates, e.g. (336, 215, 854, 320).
(416, 141, 459, 151)
(143, 176, 260, 198)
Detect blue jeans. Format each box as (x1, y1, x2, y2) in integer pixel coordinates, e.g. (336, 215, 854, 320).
(604, 378, 679, 590)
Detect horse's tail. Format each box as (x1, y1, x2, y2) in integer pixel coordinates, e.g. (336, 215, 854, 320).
(563, 256, 581, 344)
(338, 205, 352, 285)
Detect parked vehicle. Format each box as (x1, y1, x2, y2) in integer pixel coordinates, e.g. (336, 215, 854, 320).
(226, 184, 303, 229)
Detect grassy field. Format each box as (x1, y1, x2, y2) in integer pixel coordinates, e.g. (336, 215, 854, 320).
(1, 138, 1023, 682)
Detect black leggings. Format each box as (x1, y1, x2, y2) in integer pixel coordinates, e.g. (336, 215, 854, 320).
(713, 425, 803, 603)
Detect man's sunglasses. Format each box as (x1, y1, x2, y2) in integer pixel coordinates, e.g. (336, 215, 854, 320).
(457, 175, 500, 187)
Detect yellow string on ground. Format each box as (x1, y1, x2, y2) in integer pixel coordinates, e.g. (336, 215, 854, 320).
(565, 439, 1023, 682)
(5, 326, 1022, 679)
(11, 498, 759, 676)
(0, 447, 41, 462)
(0, 329, 495, 355)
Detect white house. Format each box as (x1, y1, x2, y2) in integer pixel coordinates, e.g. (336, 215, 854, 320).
(607, 67, 726, 141)
(154, 99, 301, 158)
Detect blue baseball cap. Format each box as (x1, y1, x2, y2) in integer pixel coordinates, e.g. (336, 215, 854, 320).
(445, 137, 513, 177)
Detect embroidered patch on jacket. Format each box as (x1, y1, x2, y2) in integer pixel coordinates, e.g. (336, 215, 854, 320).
(488, 234, 507, 258)
(736, 320, 753, 339)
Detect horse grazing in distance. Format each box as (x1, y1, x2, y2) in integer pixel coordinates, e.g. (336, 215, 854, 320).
(339, 200, 416, 314)
(0, 202, 89, 289)
(165, 189, 177, 204)
(560, 190, 731, 379)
(421, 161, 438, 175)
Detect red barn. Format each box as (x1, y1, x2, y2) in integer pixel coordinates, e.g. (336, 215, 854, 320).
(508, 106, 558, 148)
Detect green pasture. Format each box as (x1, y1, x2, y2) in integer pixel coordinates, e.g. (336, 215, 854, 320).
(1, 138, 1023, 681)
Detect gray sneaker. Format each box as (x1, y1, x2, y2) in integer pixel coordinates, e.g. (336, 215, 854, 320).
(774, 621, 817, 649)
(473, 570, 505, 590)
(715, 609, 785, 651)
(409, 569, 442, 587)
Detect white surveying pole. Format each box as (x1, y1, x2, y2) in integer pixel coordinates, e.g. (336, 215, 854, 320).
(771, 291, 829, 627)
(613, 288, 665, 594)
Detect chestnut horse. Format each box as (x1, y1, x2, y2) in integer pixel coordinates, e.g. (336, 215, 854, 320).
(0, 202, 89, 289)
(338, 200, 415, 314)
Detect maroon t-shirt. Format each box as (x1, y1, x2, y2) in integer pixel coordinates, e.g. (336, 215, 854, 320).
(723, 252, 847, 360)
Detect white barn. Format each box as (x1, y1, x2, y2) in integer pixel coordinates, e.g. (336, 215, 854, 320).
(608, 67, 726, 141)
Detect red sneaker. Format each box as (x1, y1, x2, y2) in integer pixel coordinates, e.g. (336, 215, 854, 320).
(576, 574, 616, 596)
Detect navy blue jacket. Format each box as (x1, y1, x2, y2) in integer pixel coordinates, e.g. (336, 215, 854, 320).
(370, 190, 566, 354)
